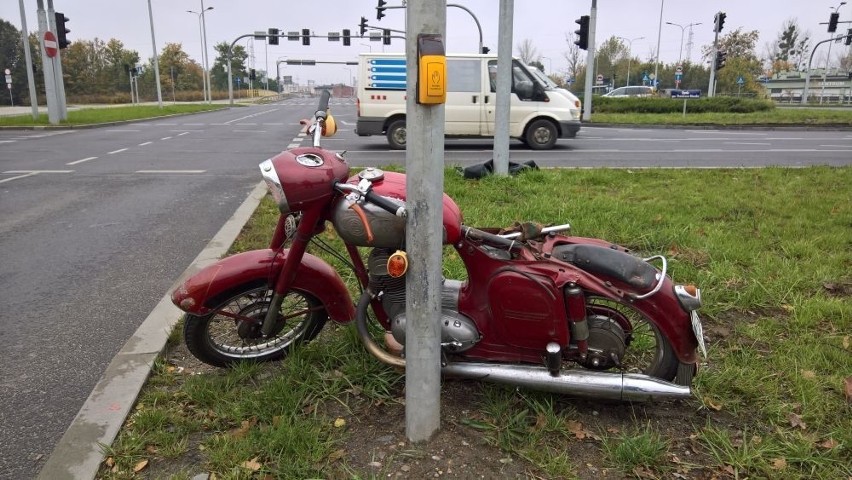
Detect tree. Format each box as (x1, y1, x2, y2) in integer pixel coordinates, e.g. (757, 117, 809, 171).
(158, 43, 202, 92)
(515, 38, 541, 66)
(703, 28, 763, 95)
(210, 42, 248, 91)
(766, 19, 810, 72)
(0, 18, 29, 105)
(562, 32, 584, 83)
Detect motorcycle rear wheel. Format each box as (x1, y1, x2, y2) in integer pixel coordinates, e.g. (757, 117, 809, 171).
(584, 296, 679, 381)
(183, 285, 327, 367)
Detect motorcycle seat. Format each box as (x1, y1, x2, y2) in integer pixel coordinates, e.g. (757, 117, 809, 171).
(551, 244, 658, 291)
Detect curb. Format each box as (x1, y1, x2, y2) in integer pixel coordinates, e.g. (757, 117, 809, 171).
(36, 180, 268, 480)
(0, 105, 240, 131)
(583, 122, 852, 131)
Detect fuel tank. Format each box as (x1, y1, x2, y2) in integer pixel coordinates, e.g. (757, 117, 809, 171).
(332, 169, 463, 247)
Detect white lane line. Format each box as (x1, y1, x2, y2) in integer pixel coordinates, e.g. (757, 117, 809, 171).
(287, 144, 301, 149)
(105, 129, 140, 132)
(235, 123, 257, 126)
(4, 169, 74, 173)
(160, 136, 172, 140)
(297, 133, 307, 137)
(0, 172, 37, 184)
(108, 148, 128, 154)
(291, 137, 302, 143)
(0, 140, 16, 144)
(222, 108, 279, 125)
(182, 123, 204, 126)
(725, 142, 771, 146)
(67, 156, 98, 166)
(819, 145, 851, 148)
(139, 141, 152, 146)
(136, 170, 206, 174)
(177, 132, 190, 136)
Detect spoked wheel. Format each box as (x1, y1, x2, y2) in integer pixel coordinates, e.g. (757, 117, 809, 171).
(580, 296, 679, 381)
(183, 285, 327, 367)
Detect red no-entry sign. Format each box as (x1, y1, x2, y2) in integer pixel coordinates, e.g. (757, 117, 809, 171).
(44, 31, 58, 58)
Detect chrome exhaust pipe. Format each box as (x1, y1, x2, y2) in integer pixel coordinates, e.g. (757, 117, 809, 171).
(442, 362, 691, 402)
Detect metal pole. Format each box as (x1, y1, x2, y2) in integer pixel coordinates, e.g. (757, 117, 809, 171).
(582, 0, 597, 122)
(46, 0, 67, 119)
(492, 0, 514, 176)
(147, 0, 163, 107)
(653, 0, 664, 89)
(802, 35, 845, 104)
(35, 0, 59, 124)
(447, 4, 483, 53)
(821, 2, 846, 104)
(708, 16, 720, 97)
(617, 36, 642, 87)
(188, 12, 207, 102)
(200, 1, 212, 103)
(18, 0, 39, 120)
(404, 0, 446, 443)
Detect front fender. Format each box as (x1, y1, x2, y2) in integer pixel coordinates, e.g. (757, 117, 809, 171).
(171, 249, 355, 323)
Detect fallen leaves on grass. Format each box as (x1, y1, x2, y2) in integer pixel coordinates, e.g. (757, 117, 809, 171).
(241, 457, 262, 471)
(334, 417, 346, 428)
(230, 418, 258, 438)
(818, 438, 839, 449)
(704, 397, 723, 411)
(771, 458, 787, 470)
(327, 449, 346, 462)
(133, 460, 149, 473)
(788, 413, 807, 430)
(801, 370, 816, 379)
(844, 376, 852, 403)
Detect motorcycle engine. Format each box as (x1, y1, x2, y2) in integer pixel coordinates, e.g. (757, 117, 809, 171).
(577, 314, 627, 370)
(368, 248, 480, 353)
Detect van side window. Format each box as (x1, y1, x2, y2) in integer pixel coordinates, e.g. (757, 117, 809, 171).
(446, 59, 481, 93)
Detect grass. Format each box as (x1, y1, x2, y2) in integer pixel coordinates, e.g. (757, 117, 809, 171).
(0, 104, 227, 127)
(590, 107, 852, 125)
(101, 167, 851, 479)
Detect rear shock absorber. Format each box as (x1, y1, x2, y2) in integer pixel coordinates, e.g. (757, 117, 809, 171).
(565, 286, 589, 358)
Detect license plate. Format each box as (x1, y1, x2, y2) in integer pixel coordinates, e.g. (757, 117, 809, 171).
(691, 311, 707, 358)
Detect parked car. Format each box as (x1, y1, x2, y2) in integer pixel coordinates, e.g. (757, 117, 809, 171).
(603, 86, 655, 98)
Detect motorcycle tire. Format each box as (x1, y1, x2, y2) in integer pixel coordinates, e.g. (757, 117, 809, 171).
(183, 284, 327, 368)
(584, 296, 679, 381)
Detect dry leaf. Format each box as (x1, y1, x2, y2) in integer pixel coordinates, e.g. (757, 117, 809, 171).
(704, 397, 723, 411)
(801, 370, 816, 379)
(844, 376, 852, 403)
(334, 417, 346, 428)
(533, 413, 547, 431)
(819, 438, 839, 449)
(771, 458, 787, 470)
(566, 420, 586, 440)
(327, 449, 346, 462)
(722, 465, 736, 476)
(104, 457, 115, 468)
(843, 336, 850, 349)
(133, 460, 149, 473)
(241, 457, 262, 471)
(145, 445, 158, 454)
(788, 413, 807, 430)
(606, 426, 620, 434)
(230, 418, 257, 438)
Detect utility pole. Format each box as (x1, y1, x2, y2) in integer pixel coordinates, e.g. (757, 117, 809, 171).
(46, 0, 67, 119)
(405, 0, 446, 442)
(147, 0, 163, 107)
(492, 0, 514, 176)
(582, 0, 597, 122)
(18, 0, 39, 120)
(35, 0, 59, 124)
(653, 0, 664, 90)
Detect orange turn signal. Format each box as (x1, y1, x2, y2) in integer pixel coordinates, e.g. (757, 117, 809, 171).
(387, 250, 409, 278)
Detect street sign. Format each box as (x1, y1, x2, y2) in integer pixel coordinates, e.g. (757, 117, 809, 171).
(736, 76, 745, 85)
(596, 73, 603, 85)
(676, 65, 683, 74)
(675, 73, 683, 81)
(670, 89, 701, 98)
(44, 31, 58, 58)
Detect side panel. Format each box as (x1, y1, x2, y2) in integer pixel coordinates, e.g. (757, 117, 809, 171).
(171, 249, 355, 323)
(445, 58, 484, 135)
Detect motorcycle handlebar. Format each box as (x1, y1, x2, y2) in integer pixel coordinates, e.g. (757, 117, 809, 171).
(365, 190, 406, 217)
(462, 226, 521, 251)
(316, 89, 331, 117)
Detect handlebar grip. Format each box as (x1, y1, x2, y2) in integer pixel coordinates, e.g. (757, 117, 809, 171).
(462, 226, 520, 251)
(365, 190, 405, 217)
(317, 90, 331, 113)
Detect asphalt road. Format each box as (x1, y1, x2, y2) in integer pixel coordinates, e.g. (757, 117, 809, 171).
(0, 101, 329, 479)
(0, 97, 849, 479)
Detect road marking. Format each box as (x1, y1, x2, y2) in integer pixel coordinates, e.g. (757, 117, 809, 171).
(155, 122, 177, 126)
(108, 148, 128, 154)
(725, 142, 771, 146)
(223, 109, 279, 125)
(766, 137, 803, 140)
(136, 170, 206, 174)
(819, 144, 851, 148)
(139, 141, 152, 146)
(233, 130, 266, 133)
(105, 129, 140, 132)
(0, 172, 37, 184)
(182, 123, 204, 126)
(297, 132, 307, 137)
(67, 156, 98, 165)
(235, 123, 257, 126)
(0, 140, 15, 144)
(287, 143, 301, 149)
(177, 132, 190, 136)
(291, 137, 302, 143)
(160, 136, 172, 140)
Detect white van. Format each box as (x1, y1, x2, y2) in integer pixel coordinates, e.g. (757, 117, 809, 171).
(355, 53, 582, 150)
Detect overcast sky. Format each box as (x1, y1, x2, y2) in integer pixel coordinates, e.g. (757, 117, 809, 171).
(2, 0, 849, 84)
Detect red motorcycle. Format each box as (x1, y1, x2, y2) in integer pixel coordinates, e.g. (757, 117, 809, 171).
(172, 91, 705, 401)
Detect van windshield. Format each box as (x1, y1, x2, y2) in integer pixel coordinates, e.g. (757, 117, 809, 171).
(528, 66, 556, 90)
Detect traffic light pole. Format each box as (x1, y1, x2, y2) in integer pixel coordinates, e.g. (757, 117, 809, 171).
(802, 33, 849, 104)
(581, 0, 597, 122)
(47, 0, 67, 119)
(707, 25, 719, 97)
(492, 0, 514, 176)
(18, 0, 39, 120)
(35, 0, 59, 124)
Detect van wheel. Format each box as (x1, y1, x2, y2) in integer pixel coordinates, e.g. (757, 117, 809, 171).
(387, 119, 406, 150)
(525, 119, 558, 150)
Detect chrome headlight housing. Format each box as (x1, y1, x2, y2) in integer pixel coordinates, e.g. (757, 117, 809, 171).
(259, 159, 290, 214)
(674, 284, 702, 312)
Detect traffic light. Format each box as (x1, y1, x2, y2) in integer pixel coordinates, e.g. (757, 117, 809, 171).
(250, 69, 256, 80)
(574, 15, 589, 50)
(715, 50, 727, 70)
(377, 0, 387, 21)
(54, 12, 70, 49)
(268, 28, 279, 45)
(343, 29, 351, 46)
(302, 28, 310, 46)
(382, 29, 391, 45)
(359, 17, 368, 36)
(846, 28, 852, 45)
(828, 12, 839, 33)
(714, 12, 726, 33)
(481, 46, 490, 54)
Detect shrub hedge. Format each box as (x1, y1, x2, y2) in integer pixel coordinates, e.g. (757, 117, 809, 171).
(592, 96, 775, 114)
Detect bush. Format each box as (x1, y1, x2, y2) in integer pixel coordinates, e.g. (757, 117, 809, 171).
(593, 96, 774, 114)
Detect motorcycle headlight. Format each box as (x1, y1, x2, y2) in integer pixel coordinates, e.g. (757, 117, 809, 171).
(674, 284, 702, 312)
(259, 159, 290, 214)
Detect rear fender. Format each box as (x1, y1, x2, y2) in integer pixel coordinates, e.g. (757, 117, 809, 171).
(171, 249, 355, 323)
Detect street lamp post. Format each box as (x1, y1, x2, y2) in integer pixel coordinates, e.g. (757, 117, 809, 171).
(147, 0, 163, 107)
(653, 0, 665, 89)
(616, 36, 644, 86)
(821, 1, 846, 103)
(665, 21, 701, 66)
(187, 6, 213, 103)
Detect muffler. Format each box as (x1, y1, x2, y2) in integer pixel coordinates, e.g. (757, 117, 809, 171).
(442, 362, 691, 402)
(355, 290, 690, 402)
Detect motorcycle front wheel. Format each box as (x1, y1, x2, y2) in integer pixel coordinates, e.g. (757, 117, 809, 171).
(183, 285, 327, 368)
(582, 296, 679, 381)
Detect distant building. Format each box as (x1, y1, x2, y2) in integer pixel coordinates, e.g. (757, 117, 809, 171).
(764, 69, 852, 104)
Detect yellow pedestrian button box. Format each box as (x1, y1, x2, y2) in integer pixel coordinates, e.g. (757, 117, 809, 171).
(417, 34, 446, 105)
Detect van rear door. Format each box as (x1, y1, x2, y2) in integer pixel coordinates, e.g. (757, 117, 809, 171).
(445, 58, 484, 136)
